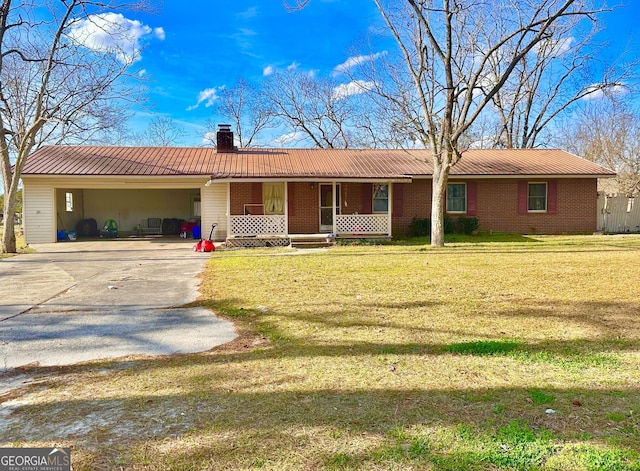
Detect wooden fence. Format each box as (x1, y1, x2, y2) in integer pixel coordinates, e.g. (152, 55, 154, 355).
(597, 194, 640, 233)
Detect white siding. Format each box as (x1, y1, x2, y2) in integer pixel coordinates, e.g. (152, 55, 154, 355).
(202, 182, 228, 240)
(23, 183, 56, 244)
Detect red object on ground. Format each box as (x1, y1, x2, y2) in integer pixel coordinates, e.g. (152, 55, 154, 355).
(193, 223, 217, 252)
(180, 218, 200, 238)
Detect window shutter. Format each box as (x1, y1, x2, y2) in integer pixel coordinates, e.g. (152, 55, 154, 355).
(251, 182, 263, 215)
(466, 181, 477, 216)
(547, 180, 558, 214)
(362, 183, 373, 214)
(393, 184, 404, 217)
(287, 183, 295, 217)
(518, 181, 528, 214)
(252, 182, 262, 203)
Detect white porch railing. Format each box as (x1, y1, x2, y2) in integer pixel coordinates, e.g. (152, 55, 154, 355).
(335, 214, 389, 235)
(230, 215, 287, 237)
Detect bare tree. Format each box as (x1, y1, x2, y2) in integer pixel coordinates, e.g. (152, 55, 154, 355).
(487, 16, 634, 149)
(560, 95, 640, 195)
(343, 0, 610, 246)
(263, 68, 385, 149)
(1, 0, 148, 253)
(202, 79, 275, 148)
(131, 115, 187, 146)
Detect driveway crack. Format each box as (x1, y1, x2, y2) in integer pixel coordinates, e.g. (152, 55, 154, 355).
(0, 283, 78, 322)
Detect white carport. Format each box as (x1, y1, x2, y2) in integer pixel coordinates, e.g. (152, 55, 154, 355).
(21, 175, 228, 244)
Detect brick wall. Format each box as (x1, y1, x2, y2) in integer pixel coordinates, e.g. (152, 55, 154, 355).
(288, 182, 319, 233)
(231, 178, 599, 236)
(391, 178, 599, 235)
(392, 180, 431, 236)
(474, 178, 598, 234)
(341, 182, 364, 214)
(229, 182, 258, 215)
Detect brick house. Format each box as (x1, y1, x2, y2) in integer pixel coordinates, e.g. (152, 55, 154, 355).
(19, 127, 615, 244)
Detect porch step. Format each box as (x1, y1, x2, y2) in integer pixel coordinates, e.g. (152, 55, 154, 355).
(289, 234, 334, 249)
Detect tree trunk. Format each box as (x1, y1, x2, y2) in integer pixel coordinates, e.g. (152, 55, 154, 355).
(431, 161, 448, 247)
(2, 189, 17, 253)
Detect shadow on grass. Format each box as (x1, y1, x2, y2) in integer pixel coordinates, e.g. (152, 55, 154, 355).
(2, 295, 640, 469)
(4, 375, 638, 470)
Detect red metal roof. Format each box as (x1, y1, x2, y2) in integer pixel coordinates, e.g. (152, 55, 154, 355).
(21, 146, 616, 179)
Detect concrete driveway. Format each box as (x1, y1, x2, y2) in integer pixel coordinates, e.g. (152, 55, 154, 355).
(0, 239, 236, 373)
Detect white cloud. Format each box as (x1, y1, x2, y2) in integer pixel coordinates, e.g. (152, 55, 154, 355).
(138, 69, 147, 77)
(287, 62, 300, 71)
(273, 131, 306, 147)
(332, 80, 374, 100)
(238, 7, 258, 19)
(68, 12, 163, 63)
(187, 87, 221, 111)
(332, 51, 387, 75)
(202, 131, 217, 145)
(154, 27, 166, 41)
(582, 83, 627, 101)
(263, 65, 274, 76)
(239, 28, 257, 37)
(534, 36, 574, 57)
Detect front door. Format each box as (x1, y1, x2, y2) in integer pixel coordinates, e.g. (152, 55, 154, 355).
(320, 184, 340, 232)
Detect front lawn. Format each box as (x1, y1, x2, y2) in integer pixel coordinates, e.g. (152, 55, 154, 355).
(1, 235, 639, 470)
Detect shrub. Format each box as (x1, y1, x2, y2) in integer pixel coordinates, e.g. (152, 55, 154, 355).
(444, 216, 456, 234)
(408, 217, 431, 237)
(408, 216, 479, 237)
(458, 216, 479, 235)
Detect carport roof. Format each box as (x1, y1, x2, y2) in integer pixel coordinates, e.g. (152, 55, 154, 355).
(21, 145, 616, 179)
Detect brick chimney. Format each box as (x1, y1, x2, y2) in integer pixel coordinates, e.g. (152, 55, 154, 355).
(216, 124, 236, 153)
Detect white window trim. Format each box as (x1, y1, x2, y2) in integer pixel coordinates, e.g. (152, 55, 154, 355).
(372, 183, 389, 214)
(528, 182, 548, 213)
(446, 182, 467, 214)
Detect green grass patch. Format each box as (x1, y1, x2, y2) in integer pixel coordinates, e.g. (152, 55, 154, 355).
(444, 340, 521, 356)
(528, 389, 556, 405)
(608, 412, 628, 422)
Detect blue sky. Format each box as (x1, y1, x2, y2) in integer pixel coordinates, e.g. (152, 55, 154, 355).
(103, 1, 640, 146)
(123, 0, 388, 145)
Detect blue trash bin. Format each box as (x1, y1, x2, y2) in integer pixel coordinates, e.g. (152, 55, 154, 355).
(192, 225, 201, 239)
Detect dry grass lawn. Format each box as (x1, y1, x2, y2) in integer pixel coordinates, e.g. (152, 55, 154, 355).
(1, 234, 639, 470)
(0, 226, 32, 257)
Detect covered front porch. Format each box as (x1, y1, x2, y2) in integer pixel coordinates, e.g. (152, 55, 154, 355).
(224, 180, 406, 246)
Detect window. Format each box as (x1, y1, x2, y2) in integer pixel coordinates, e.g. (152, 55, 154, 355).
(373, 184, 389, 212)
(65, 192, 73, 212)
(447, 183, 466, 213)
(191, 196, 201, 217)
(263, 182, 285, 215)
(528, 183, 547, 212)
